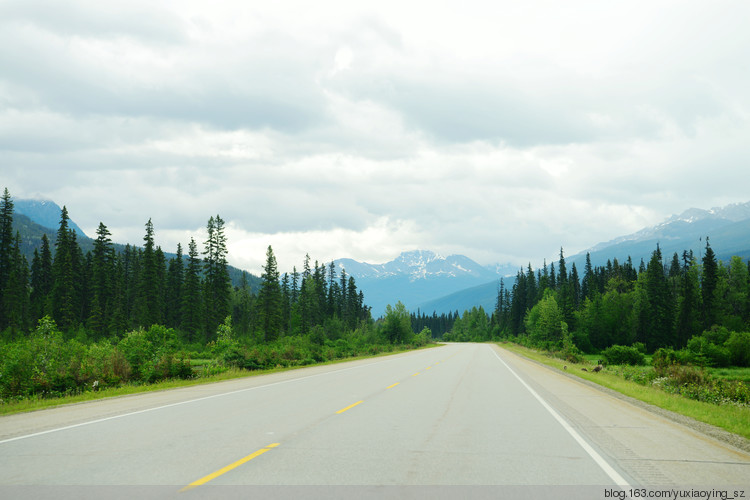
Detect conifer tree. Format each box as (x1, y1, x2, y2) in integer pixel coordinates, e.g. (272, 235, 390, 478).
(0, 188, 14, 327)
(135, 219, 162, 326)
(181, 238, 204, 341)
(701, 237, 719, 329)
(165, 243, 184, 329)
(3, 232, 30, 333)
(51, 206, 79, 330)
(643, 244, 675, 350)
(203, 215, 231, 336)
(30, 233, 53, 323)
(256, 245, 282, 341)
(88, 222, 114, 337)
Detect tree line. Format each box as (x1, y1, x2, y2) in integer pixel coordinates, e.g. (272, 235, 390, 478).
(444, 242, 750, 367)
(0, 188, 369, 345)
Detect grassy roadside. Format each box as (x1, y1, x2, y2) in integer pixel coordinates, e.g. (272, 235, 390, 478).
(0, 343, 441, 417)
(498, 342, 750, 440)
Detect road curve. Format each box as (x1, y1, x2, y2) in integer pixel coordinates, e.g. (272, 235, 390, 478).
(0, 343, 748, 498)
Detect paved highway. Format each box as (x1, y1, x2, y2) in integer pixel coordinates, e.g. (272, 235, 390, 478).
(1, 343, 748, 498)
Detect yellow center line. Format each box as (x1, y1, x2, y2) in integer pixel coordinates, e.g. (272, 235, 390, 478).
(386, 382, 400, 389)
(180, 443, 280, 492)
(336, 400, 363, 414)
(426, 366, 431, 370)
(412, 372, 420, 376)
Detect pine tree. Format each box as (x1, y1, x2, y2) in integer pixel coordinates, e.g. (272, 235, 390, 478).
(88, 222, 114, 337)
(701, 237, 719, 329)
(181, 238, 204, 342)
(256, 245, 282, 341)
(581, 252, 594, 301)
(3, 232, 30, 334)
(165, 243, 184, 329)
(135, 219, 162, 326)
(51, 206, 79, 331)
(203, 215, 231, 336)
(643, 244, 675, 350)
(30, 233, 53, 322)
(0, 188, 15, 330)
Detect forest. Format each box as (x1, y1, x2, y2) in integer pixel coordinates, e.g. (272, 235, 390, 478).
(0, 189, 427, 402)
(444, 244, 750, 367)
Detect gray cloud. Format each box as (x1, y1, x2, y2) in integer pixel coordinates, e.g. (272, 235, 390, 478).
(3, 1, 750, 273)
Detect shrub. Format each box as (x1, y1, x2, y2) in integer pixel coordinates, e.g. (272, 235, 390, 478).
(686, 336, 731, 367)
(725, 331, 750, 367)
(601, 344, 646, 366)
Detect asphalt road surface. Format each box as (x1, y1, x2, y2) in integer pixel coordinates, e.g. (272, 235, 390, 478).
(1, 343, 748, 499)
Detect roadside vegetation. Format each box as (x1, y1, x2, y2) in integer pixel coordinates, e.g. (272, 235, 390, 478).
(441, 242, 750, 439)
(0, 189, 433, 413)
(500, 342, 750, 440)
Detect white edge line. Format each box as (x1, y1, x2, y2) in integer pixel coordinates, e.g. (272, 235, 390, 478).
(489, 345, 631, 488)
(0, 351, 426, 445)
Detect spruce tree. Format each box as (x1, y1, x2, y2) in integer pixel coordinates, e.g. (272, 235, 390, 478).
(181, 238, 204, 342)
(30, 233, 53, 322)
(203, 215, 231, 336)
(256, 245, 282, 341)
(643, 244, 675, 350)
(165, 243, 184, 329)
(88, 222, 114, 337)
(701, 237, 719, 329)
(3, 232, 30, 334)
(135, 219, 162, 326)
(51, 206, 79, 331)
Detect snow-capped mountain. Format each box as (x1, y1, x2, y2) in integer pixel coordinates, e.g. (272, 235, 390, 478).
(334, 250, 504, 317)
(572, 200, 750, 277)
(336, 250, 498, 282)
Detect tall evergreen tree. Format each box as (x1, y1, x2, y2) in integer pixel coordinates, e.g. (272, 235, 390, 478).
(135, 219, 162, 326)
(30, 233, 53, 322)
(203, 215, 231, 336)
(3, 232, 30, 333)
(51, 206, 79, 331)
(165, 243, 184, 329)
(674, 251, 701, 348)
(256, 245, 282, 341)
(701, 237, 719, 329)
(0, 188, 14, 328)
(642, 244, 675, 350)
(88, 222, 114, 337)
(181, 238, 204, 341)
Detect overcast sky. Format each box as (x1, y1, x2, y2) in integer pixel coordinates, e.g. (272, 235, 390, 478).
(2, 0, 749, 274)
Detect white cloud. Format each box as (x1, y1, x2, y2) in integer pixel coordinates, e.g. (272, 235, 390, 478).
(3, 0, 750, 275)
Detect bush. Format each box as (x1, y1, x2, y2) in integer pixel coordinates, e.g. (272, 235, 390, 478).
(726, 331, 750, 367)
(686, 336, 731, 367)
(601, 344, 646, 366)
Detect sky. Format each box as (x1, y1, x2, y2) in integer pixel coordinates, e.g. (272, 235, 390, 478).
(2, 0, 750, 275)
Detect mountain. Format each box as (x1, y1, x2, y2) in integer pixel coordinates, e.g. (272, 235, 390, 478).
(419, 200, 750, 318)
(569, 201, 750, 271)
(15, 199, 88, 238)
(335, 250, 507, 318)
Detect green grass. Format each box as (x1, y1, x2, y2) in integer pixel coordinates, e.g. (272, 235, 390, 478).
(0, 343, 442, 417)
(498, 342, 750, 440)
(709, 366, 750, 385)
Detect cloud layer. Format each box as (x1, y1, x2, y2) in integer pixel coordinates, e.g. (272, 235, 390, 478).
(3, 0, 749, 274)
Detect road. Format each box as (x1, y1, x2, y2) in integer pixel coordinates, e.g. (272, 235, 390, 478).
(0, 343, 748, 499)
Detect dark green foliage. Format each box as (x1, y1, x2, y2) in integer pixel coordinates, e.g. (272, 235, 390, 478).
(256, 246, 283, 342)
(702, 238, 719, 329)
(600, 344, 646, 366)
(380, 301, 413, 343)
(203, 215, 231, 336)
(180, 238, 204, 341)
